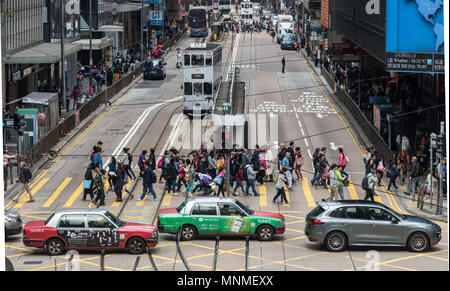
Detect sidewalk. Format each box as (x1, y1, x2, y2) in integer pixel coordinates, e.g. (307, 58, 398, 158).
(299, 46, 448, 222)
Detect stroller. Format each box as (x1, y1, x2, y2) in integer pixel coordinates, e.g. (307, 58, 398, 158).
(187, 173, 216, 196)
(314, 167, 329, 188)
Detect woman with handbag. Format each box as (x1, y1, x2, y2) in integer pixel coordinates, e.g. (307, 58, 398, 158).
(338, 147, 349, 181)
(82, 163, 94, 201)
(294, 147, 304, 181)
(107, 156, 117, 192)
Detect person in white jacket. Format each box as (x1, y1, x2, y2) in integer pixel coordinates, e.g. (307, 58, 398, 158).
(273, 169, 289, 204)
(363, 169, 379, 201)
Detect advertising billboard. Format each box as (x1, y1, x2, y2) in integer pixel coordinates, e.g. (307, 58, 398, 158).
(386, 0, 444, 73)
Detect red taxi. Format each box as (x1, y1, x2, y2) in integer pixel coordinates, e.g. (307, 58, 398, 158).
(23, 208, 159, 255)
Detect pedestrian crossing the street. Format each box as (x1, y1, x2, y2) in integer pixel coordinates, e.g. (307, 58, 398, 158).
(6, 172, 394, 212)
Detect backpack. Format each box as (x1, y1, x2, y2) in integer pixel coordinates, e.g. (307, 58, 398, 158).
(151, 171, 157, 184)
(157, 157, 163, 168)
(362, 176, 369, 190)
(243, 164, 250, 181)
(91, 151, 95, 162)
(128, 153, 133, 163)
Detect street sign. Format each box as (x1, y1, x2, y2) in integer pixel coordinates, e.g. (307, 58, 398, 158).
(223, 103, 232, 113)
(148, 10, 163, 26)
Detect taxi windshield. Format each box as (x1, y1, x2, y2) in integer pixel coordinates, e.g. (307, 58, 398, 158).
(45, 213, 55, 225)
(234, 200, 254, 215)
(104, 211, 125, 227)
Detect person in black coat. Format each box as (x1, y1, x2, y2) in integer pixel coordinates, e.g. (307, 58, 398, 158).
(82, 163, 94, 201)
(114, 163, 125, 202)
(166, 159, 179, 195)
(148, 148, 156, 170)
(139, 161, 157, 200)
(198, 156, 209, 174)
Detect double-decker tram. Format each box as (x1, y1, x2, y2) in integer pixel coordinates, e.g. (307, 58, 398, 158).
(189, 6, 208, 37)
(182, 43, 223, 118)
(219, 0, 232, 14)
(240, 0, 254, 25)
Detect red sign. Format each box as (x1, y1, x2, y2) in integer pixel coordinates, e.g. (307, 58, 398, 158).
(321, 0, 329, 28)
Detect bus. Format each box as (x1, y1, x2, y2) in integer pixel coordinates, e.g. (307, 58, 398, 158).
(241, 0, 253, 25)
(189, 7, 208, 37)
(183, 43, 223, 118)
(201, 0, 214, 11)
(218, 0, 232, 14)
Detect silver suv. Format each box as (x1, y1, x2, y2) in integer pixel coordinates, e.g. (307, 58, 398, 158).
(305, 200, 441, 252)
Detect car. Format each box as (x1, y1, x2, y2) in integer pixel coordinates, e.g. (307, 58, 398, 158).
(5, 210, 22, 236)
(157, 197, 285, 241)
(281, 33, 298, 50)
(143, 58, 166, 80)
(305, 200, 442, 253)
(23, 208, 159, 255)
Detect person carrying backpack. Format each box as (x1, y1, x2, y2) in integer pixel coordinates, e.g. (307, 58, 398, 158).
(363, 169, 379, 201)
(138, 161, 157, 201)
(273, 169, 289, 204)
(121, 147, 136, 181)
(245, 161, 259, 196)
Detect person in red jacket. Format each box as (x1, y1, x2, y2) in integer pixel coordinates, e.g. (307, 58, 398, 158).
(232, 163, 245, 196)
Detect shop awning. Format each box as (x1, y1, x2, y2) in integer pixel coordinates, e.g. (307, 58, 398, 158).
(2, 42, 83, 64)
(98, 25, 125, 32)
(73, 38, 113, 50)
(117, 2, 147, 13)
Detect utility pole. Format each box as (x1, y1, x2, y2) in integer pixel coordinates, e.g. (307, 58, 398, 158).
(141, 0, 144, 61)
(61, 0, 66, 111)
(89, 0, 93, 96)
(437, 121, 445, 215)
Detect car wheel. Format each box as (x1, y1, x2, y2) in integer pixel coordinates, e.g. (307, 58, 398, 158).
(407, 232, 429, 252)
(127, 237, 146, 254)
(325, 231, 348, 252)
(180, 225, 197, 241)
(46, 238, 66, 256)
(256, 225, 275, 241)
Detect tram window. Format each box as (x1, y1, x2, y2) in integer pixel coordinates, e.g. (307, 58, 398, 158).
(194, 83, 203, 95)
(204, 83, 212, 95)
(205, 55, 212, 66)
(184, 55, 191, 66)
(184, 82, 193, 95)
(192, 54, 204, 66)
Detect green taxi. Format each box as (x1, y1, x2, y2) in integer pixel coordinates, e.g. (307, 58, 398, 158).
(157, 197, 285, 241)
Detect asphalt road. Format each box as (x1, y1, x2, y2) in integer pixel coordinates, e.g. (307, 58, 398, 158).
(4, 25, 448, 271)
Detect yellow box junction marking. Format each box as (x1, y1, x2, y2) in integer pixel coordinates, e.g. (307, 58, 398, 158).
(63, 183, 84, 207)
(301, 178, 316, 207)
(259, 185, 267, 207)
(14, 178, 50, 209)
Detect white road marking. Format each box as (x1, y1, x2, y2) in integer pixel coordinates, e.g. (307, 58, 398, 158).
(298, 120, 302, 128)
(307, 149, 313, 159)
(304, 139, 309, 147)
(300, 128, 305, 136)
(295, 112, 299, 119)
(105, 95, 183, 169)
(159, 113, 184, 157)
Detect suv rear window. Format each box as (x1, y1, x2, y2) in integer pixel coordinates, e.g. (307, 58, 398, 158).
(309, 206, 325, 217)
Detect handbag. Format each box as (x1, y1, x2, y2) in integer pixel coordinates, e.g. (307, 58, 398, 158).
(296, 156, 304, 167)
(83, 180, 92, 189)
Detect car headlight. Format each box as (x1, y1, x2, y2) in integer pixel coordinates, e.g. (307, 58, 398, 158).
(280, 219, 285, 226)
(5, 216, 14, 223)
(151, 231, 159, 239)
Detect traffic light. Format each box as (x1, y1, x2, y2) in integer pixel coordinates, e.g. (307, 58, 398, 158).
(13, 113, 26, 135)
(435, 133, 446, 156)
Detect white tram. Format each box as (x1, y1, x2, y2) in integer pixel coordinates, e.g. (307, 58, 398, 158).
(182, 43, 223, 118)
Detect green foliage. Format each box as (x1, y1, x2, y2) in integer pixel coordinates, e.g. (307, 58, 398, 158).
(1, 10, 16, 27)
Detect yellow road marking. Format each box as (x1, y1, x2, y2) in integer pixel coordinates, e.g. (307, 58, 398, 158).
(428, 256, 448, 262)
(14, 178, 50, 209)
(285, 219, 304, 225)
(380, 181, 406, 214)
(347, 180, 359, 199)
(162, 191, 172, 206)
(380, 250, 447, 265)
(285, 228, 304, 234)
(259, 185, 267, 206)
(19, 214, 47, 220)
(63, 183, 84, 207)
(6, 170, 48, 210)
(283, 187, 290, 207)
(301, 178, 316, 207)
(42, 177, 72, 208)
(5, 244, 33, 252)
(372, 186, 384, 204)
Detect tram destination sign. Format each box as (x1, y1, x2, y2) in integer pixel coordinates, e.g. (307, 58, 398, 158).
(386, 52, 444, 74)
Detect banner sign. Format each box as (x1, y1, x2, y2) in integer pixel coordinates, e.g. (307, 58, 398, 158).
(386, 52, 444, 73)
(148, 10, 163, 26)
